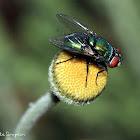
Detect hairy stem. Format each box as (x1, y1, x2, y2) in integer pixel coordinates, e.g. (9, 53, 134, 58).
(5, 92, 58, 140)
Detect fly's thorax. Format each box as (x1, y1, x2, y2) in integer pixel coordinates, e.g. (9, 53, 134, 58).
(93, 38, 113, 61)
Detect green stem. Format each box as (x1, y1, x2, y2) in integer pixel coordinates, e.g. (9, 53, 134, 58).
(5, 92, 58, 140)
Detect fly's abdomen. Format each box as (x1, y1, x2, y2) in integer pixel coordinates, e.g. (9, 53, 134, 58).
(63, 33, 87, 53)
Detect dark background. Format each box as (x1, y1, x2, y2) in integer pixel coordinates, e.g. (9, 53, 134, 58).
(0, 0, 140, 140)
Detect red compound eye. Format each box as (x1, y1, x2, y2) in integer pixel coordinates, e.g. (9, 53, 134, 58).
(116, 48, 120, 51)
(110, 57, 119, 68)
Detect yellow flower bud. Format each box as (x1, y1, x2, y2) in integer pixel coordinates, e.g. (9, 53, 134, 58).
(49, 51, 108, 105)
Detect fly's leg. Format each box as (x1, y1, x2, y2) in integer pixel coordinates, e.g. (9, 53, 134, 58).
(96, 63, 107, 85)
(56, 55, 76, 64)
(96, 69, 105, 85)
(85, 58, 90, 88)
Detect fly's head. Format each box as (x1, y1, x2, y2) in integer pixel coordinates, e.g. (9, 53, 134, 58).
(108, 48, 122, 68)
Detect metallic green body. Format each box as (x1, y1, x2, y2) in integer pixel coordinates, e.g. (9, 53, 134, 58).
(94, 38, 113, 62)
(64, 33, 87, 53)
(64, 33, 113, 62)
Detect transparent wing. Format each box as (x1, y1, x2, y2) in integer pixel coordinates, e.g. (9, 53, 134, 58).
(56, 14, 98, 36)
(49, 35, 65, 49)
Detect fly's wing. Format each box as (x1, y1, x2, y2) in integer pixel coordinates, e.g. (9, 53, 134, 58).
(49, 34, 85, 54)
(56, 14, 98, 37)
(49, 35, 65, 49)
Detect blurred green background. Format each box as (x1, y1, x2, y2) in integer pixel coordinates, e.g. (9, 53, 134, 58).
(0, 0, 140, 140)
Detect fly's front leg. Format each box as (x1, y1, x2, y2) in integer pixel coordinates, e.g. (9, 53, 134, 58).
(96, 62, 107, 85)
(85, 58, 90, 88)
(56, 55, 77, 64)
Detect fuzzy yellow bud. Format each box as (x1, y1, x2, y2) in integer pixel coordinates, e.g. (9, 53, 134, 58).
(49, 51, 108, 105)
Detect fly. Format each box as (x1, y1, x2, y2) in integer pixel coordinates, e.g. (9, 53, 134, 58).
(49, 14, 122, 87)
